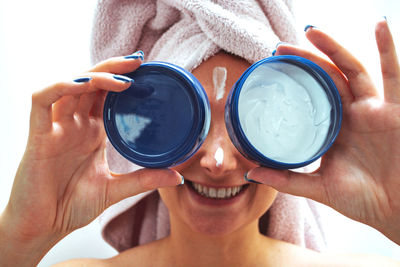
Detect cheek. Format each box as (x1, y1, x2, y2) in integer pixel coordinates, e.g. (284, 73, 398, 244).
(158, 187, 179, 210)
(251, 185, 278, 218)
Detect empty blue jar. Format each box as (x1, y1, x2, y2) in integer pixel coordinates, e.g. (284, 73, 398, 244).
(225, 55, 342, 169)
(103, 62, 210, 168)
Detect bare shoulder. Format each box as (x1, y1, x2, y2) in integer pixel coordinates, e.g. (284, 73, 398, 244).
(320, 252, 400, 267)
(260, 236, 400, 267)
(52, 239, 167, 267)
(289, 245, 400, 267)
(109, 238, 168, 266)
(51, 258, 111, 267)
(260, 237, 323, 267)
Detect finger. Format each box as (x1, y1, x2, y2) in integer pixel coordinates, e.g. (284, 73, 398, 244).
(246, 167, 327, 204)
(90, 51, 144, 74)
(375, 20, 400, 102)
(275, 43, 354, 105)
(76, 92, 96, 118)
(305, 26, 377, 99)
(30, 73, 134, 133)
(31, 80, 89, 133)
(52, 95, 80, 121)
(106, 168, 184, 206)
(90, 90, 107, 118)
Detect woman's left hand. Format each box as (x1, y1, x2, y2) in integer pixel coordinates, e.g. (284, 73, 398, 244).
(247, 20, 400, 244)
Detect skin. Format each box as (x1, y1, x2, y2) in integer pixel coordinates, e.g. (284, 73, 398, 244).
(163, 52, 278, 237)
(0, 53, 183, 266)
(247, 21, 400, 244)
(0, 20, 399, 266)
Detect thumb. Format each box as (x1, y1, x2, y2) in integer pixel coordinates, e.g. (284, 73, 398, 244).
(106, 168, 183, 206)
(246, 167, 327, 204)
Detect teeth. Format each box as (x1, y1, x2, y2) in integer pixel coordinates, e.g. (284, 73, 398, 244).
(202, 185, 208, 195)
(232, 186, 238, 195)
(226, 187, 232, 198)
(191, 182, 244, 199)
(217, 188, 226, 198)
(209, 188, 217, 198)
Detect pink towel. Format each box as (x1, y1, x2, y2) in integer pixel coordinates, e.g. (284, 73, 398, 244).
(91, 0, 326, 252)
(91, 0, 299, 69)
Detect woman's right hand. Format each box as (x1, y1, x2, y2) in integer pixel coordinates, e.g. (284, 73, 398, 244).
(0, 52, 183, 266)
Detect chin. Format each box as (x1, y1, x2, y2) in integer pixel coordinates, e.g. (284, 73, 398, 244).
(184, 210, 249, 236)
(158, 184, 277, 238)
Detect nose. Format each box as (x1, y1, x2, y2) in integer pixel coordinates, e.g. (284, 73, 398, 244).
(199, 121, 238, 178)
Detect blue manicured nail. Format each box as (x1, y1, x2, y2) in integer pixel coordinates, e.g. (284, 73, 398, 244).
(113, 75, 133, 83)
(132, 50, 144, 56)
(304, 25, 315, 32)
(271, 49, 276, 56)
(180, 175, 185, 185)
(244, 172, 262, 184)
(276, 41, 288, 48)
(124, 54, 144, 61)
(383, 16, 389, 24)
(73, 77, 92, 83)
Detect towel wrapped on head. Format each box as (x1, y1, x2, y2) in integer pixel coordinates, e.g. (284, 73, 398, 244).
(91, 0, 299, 70)
(91, 0, 326, 252)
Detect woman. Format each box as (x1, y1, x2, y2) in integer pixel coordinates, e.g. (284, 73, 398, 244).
(1, 0, 399, 266)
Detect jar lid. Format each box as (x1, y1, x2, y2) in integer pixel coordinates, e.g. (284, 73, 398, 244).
(104, 62, 210, 168)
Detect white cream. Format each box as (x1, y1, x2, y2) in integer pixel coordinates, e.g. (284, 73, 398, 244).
(212, 66, 227, 101)
(214, 147, 224, 167)
(238, 63, 331, 163)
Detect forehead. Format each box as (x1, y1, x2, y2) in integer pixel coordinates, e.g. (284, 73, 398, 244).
(191, 52, 251, 97)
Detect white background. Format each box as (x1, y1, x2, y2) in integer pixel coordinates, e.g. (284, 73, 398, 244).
(0, 0, 399, 266)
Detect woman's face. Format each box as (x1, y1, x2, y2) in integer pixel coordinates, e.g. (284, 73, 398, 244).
(158, 52, 278, 236)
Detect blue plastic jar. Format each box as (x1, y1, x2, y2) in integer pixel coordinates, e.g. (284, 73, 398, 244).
(225, 55, 342, 169)
(103, 61, 210, 168)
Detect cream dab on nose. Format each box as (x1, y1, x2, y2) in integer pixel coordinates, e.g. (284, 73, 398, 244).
(214, 147, 224, 167)
(212, 66, 227, 101)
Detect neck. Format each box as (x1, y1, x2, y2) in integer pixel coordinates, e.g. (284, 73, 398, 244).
(162, 216, 272, 266)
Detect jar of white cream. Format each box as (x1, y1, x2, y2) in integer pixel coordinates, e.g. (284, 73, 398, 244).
(225, 55, 342, 169)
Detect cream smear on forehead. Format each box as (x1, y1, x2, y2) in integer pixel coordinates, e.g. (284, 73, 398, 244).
(213, 66, 227, 101)
(238, 63, 331, 163)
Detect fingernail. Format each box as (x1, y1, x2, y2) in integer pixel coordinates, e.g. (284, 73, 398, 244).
(304, 25, 315, 32)
(113, 75, 134, 83)
(276, 41, 288, 48)
(73, 77, 92, 83)
(383, 16, 390, 26)
(124, 50, 145, 60)
(271, 49, 276, 56)
(124, 54, 144, 61)
(244, 172, 262, 184)
(179, 175, 185, 185)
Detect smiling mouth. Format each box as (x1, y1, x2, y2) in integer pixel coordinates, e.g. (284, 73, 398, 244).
(187, 180, 249, 199)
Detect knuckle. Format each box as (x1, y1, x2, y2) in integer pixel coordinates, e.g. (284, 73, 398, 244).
(31, 82, 68, 105)
(31, 91, 41, 103)
(137, 171, 156, 190)
(105, 56, 121, 65)
(381, 68, 397, 79)
(92, 57, 120, 72)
